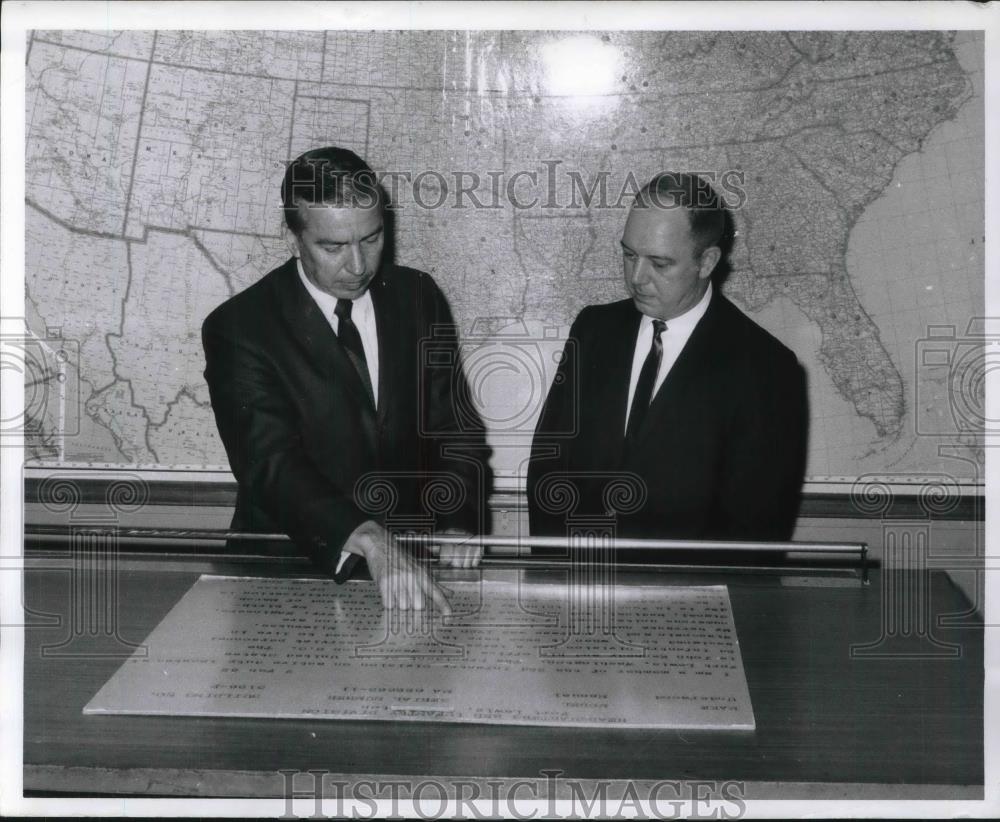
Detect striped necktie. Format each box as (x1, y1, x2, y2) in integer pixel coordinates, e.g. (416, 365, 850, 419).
(625, 319, 666, 445)
(334, 299, 375, 408)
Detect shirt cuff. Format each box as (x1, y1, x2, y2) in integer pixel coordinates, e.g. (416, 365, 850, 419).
(332, 550, 363, 584)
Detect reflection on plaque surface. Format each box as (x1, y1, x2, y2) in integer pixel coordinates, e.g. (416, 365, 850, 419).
(85, 573, 755, 730)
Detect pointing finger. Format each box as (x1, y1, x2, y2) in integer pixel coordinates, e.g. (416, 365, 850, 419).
(429, 580, 452, 616)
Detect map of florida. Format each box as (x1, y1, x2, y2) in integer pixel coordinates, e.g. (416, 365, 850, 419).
(24, 31, 973, 468)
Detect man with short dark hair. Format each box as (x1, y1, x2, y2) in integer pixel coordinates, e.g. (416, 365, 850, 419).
(527, 173, 808, 548)
(203, 146, 491, 610)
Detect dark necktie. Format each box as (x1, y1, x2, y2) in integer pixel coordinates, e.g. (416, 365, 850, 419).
(625, 319, 666, 445)
(334, 299, 375, 408)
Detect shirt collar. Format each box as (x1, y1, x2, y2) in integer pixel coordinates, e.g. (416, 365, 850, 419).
(641, 282, 713, 334)
(295, 257, 373, 319)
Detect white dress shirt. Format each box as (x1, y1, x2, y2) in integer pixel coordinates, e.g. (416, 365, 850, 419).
(296, 258, 380, 573)
(624, 283, 713, 433)
(296, 258, 379, 407)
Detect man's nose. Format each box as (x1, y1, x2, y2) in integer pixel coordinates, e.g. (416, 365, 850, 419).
(631, 257, 652, 284)
(345, 243, 365, 275)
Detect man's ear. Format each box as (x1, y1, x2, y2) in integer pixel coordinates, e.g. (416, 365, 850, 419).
(285, 225, 301, 259)
(698, 245, 721, 280)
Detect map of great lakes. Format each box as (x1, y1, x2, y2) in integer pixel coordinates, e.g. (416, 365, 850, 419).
(24, 30, 984, 481)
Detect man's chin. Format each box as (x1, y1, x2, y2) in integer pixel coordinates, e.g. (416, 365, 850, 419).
(631, 295, 659, 315)
(333, 279, 375, 299)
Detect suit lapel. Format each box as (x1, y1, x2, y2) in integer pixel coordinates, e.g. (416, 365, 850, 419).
(275, 258, 378, 416)
(594, 303, 642, 455)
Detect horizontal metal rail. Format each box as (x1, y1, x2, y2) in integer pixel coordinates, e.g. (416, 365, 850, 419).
(23, 524, 867, 559)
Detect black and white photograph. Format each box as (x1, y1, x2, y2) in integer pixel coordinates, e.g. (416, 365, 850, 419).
(1, 0, 996, 817)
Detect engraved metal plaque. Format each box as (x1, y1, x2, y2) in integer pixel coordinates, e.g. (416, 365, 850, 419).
(85, 574, 754, 730)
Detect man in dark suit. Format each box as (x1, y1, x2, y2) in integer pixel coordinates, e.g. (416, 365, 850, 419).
(203, 146, 490, 610)
(527, 173, 808, 552)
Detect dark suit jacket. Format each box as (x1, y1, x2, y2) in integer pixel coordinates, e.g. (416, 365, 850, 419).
(527, 291, 808, 548)
(202, 258, 491, 579)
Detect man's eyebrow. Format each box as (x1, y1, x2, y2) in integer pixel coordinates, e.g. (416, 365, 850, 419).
(619, 241, 672, 263)
(317, 226, 383, 246)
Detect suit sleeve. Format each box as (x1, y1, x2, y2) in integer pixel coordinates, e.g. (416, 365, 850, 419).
(417, 281, 493, 535)
(527, 308, 588, 537)
(714, 351, 809, 541)
(202, 314, 368, 579)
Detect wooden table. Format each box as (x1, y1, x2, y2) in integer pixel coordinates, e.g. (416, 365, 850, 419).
(21, 551, 983, 800)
